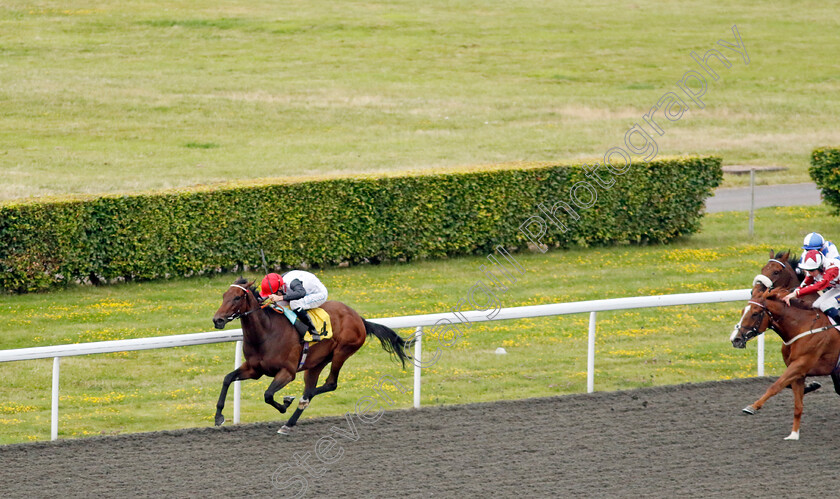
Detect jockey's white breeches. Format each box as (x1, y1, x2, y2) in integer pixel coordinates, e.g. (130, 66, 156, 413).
(290, 290, 328, 311)
(813, 287, 840, 311)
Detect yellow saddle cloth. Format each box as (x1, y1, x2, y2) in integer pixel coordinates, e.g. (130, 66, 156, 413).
(265, 303, 334, 342)
(303, 308, 333, 342)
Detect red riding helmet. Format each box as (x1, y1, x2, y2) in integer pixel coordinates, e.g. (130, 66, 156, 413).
(261, 273, 285, 296)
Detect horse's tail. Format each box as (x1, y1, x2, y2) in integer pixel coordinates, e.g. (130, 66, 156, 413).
(362, 319, 414, 369)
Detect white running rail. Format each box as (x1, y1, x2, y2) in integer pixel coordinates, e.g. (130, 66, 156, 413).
(0, 289, 755, 440)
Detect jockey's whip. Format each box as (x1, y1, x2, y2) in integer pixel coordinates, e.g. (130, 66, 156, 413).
(260, 248, 269, 274)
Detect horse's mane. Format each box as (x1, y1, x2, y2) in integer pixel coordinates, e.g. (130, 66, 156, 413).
(784, 251, 801, 268)
(763, 288, 814, 311)
(234, 277, 262, 299)
(786, 251, 807, 285)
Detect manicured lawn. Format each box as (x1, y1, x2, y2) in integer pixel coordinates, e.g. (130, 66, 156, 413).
(2, 0, 839, 201)
(0, 204, 832, 443)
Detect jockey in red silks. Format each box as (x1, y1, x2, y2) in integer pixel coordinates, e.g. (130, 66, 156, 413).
(784, 249, 840, 324)
(261, 271, 329, 336)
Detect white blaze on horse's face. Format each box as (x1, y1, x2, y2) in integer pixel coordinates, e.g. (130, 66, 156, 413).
(731, 305, 751, 343)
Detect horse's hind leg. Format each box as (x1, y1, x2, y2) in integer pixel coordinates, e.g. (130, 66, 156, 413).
(279, 351, 354, 435)
(314, 348, 355, 396)
(215, 364, 259, 426)
(264, 369, 297, 415)
(279, 363, 328, 435)
(831, 370, 840, 395)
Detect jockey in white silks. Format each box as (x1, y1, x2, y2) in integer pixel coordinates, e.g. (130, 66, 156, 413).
(261, 271, 329, 336)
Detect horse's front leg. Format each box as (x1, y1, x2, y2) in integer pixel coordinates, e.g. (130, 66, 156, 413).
(785, 377, 805, 440)
(742, 360, 809, 416)
(215, 363, 258, 426)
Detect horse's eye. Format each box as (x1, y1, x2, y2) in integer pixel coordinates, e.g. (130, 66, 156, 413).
(233, 295, 242, 302)
(773, 270, 780, 275)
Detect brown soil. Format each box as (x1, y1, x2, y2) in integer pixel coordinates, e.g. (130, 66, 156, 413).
(2, 377, 838, 498)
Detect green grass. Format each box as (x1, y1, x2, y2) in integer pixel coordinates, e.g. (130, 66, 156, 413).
(2, 0, 839, 201)
(0, 204, 834, 443)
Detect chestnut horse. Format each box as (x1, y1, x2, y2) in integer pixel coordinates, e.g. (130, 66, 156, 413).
(730, 288, 840, 440)
(746, 249, 822, 394)
(212, 278, 412, 434)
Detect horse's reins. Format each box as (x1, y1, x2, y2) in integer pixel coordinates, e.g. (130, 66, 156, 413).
(226, 284, 309, 369)
(745, 300, 780, 338)
(748, 299, 836, 346)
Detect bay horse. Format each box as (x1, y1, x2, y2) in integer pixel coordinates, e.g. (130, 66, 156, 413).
(212, 278, 413, 434)
(751, 250, 801, 295)
(730, 288, 840, 440)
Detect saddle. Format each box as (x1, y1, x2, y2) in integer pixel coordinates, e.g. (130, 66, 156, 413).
(301, 308, 333, 342)
(265, 304, 334, 342)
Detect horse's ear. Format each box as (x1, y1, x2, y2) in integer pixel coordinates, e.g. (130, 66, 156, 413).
(782, 250, 790, 261)
(769, 249, 775, 258)
(247, 280, 256, 288)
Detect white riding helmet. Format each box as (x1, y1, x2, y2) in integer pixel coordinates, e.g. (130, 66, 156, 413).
(799, 249, 823, 271)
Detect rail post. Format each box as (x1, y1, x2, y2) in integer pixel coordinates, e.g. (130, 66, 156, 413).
(413, 326, 422, 409)
(233, 340, 242, 424)
(757, 333, 765, 376)
(749, 168, 755, 236)
(51, 357, 60, 441)
(587, 312, 596, 393)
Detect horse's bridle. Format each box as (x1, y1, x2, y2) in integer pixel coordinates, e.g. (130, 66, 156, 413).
(738, 300, 782, 342)
(223, 284, 261, 322)
(752, 258, 788, 290)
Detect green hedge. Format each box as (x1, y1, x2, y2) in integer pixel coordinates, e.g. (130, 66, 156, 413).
(0, 157, 722, 293)
(810, 147, 840, 213)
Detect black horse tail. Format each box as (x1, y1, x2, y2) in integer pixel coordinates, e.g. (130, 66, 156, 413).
(363, 319, 414, 369)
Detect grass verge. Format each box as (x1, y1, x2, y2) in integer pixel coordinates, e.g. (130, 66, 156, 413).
(0, 204, 833, 444)
(2, 0, 840, 200)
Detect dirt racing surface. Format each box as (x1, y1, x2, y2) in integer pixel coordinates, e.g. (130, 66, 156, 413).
(2, 377, 840, 498)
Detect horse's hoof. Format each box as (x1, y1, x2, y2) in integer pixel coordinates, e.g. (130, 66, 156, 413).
(784, 430, 800, 441)
(215, 415, 225, 426)
(742, 406, 757, 415)
(805, 382, 822, 394)
(282, 396, 296, 410)
(278, 425, 292, 435)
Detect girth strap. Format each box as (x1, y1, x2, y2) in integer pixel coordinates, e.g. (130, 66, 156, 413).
(298, 342, 309, 370)
(784, 324, 838, 346)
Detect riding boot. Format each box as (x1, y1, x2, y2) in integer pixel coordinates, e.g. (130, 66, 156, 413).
(290, 315, 309, 338)
(825, 307, 840, 325)
(295, 308, 320, 340)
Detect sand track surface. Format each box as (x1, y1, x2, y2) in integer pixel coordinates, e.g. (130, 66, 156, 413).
(2, 377, 839, 498)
